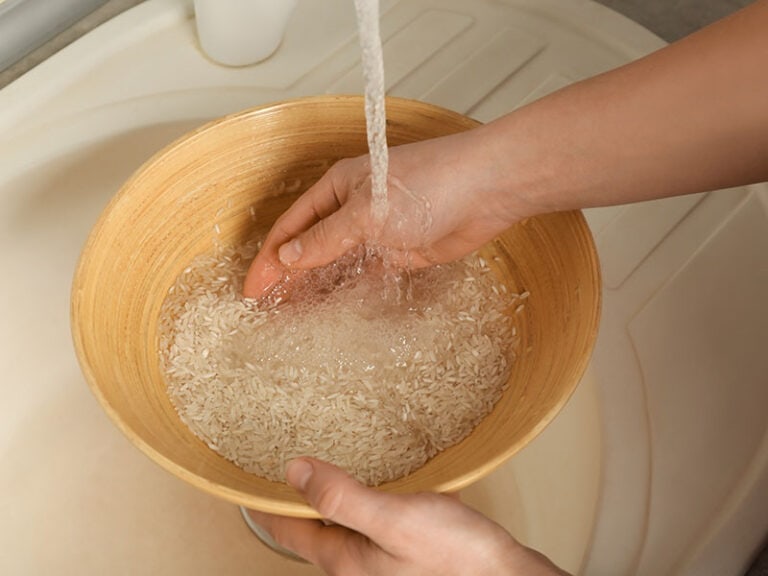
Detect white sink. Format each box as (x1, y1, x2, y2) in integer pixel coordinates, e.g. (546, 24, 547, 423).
(3, 1, 767, 574)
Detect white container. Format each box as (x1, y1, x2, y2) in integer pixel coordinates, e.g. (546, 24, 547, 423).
(193, 0, 298, 66)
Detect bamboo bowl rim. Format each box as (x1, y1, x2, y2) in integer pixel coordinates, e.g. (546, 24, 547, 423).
(71, 95, 601, 517)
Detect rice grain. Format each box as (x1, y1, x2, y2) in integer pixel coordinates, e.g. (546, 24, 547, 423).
(159, 241, 522, 485)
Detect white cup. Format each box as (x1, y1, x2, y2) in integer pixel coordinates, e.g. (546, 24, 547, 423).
(193, 0, 298, 66)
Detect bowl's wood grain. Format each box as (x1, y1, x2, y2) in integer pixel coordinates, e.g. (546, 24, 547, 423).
(71, 95, 601, 517)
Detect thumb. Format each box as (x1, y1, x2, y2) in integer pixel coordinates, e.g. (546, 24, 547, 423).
(286, 458, 393, 540)
(277, 210, 365, 271)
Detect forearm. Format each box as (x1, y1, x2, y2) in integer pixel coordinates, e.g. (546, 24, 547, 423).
(244, 1, 768, 295)
(472, 0, 768, 218)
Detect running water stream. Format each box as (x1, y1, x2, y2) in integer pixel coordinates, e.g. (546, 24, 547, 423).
(353, 0, 389, 226)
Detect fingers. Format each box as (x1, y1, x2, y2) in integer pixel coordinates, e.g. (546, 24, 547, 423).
(280, 209, 367, 268)
(242, 251, 285, 299)
(245, 508, 355, 568)
(286, 458, 394, 542)
(246, 458, 392, 572)
(243, 162, 366, 299)
(243, 212, 366, 299)
(251, 459, 539, 575)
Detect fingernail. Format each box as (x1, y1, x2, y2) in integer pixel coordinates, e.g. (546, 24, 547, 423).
(286, 459, 313, 491)
(278, 239, 302, 266)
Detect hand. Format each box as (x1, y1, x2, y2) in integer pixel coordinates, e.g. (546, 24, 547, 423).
(246, 458, 570, 576)
(245, 0, 768, 300)
(243, 130, 535, 298)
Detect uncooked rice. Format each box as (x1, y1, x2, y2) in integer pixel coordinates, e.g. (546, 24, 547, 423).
(159, 241, 521, 485)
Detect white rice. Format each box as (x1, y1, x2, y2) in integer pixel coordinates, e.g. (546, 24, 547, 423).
(159, 241, 522, 485)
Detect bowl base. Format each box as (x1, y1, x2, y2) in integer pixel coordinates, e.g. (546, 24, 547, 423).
(239, 506, 308, 563)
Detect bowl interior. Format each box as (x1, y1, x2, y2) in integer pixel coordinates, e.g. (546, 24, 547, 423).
(71, 95, 601, 517)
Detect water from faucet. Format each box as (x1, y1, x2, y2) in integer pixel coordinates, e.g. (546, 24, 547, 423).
(353, 0, 389, 227)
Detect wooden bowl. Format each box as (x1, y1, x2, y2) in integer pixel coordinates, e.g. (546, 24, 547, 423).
(71, 95, 601, 517)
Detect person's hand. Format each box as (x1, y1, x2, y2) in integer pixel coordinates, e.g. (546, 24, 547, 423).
(244, 0, 768, 300)
(243, 130, 537, 298)
(246, 458, 570, 576)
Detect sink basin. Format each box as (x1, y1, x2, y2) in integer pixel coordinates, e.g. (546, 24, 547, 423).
(0, 87, 601, 574)
(0, 0, 615, 570)
(5, 0, 766, 574)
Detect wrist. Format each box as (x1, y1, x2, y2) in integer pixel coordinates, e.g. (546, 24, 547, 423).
(465, 114, 566, 226)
